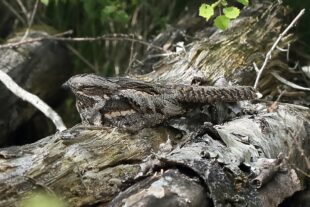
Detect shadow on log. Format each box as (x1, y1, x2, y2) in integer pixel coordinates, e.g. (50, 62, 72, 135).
(0, 31, 72, 145)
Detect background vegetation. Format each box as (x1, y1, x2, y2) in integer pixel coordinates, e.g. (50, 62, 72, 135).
(41, 0, 190, 76)
(1, 0, 310, 76)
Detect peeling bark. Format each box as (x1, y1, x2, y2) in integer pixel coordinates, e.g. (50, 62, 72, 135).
(0, 104, 309, 207)
(0, 1, 309, 207)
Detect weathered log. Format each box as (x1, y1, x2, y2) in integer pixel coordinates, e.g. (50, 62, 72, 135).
(0, 126, 180, 206)
(107, 169, 212, 207)
(0, 1, 309, 207)
(0, 103, 308, 207)
(0, 30, 72, 145)
(107, 103, 309, 207)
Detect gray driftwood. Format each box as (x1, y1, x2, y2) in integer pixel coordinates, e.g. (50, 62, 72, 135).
(0, 103, 308, 207)
(0, 1, 309, 207)
(108, 103, 309, 207)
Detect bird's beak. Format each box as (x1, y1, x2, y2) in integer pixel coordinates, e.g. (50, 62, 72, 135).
(62, 81, 70, 90)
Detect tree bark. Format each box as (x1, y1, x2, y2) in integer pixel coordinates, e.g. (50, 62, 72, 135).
(0, 103, 308, 207)
(0, 1, 309, 207)
(108, 103, 309, 207)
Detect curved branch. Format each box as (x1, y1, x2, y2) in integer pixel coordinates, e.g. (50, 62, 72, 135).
(0, 70, 66, 131)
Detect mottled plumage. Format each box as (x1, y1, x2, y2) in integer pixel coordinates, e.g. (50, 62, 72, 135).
(64, 74, 258, 131)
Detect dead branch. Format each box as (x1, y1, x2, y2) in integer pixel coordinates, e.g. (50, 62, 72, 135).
(253, 9, 305, 89)
(0, 70, 66, 131)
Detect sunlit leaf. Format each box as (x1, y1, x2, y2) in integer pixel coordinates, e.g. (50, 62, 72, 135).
(114, 10, 129, 24)
(223, 7, 240, 19)
(214, 15, 230, 30)
(221, 0, 228, 6)
(199, 4, 214, 21)
(102, 5, 117, 15)
(237, 0, 249, 6)
(40, 0, 49, 6)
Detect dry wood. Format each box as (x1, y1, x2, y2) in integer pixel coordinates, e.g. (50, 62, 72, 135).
(0, 1, 309, 207)
(0, 103, 308, 207)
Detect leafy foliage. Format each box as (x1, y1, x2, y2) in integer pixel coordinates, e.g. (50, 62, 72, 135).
(223, 7, 240, 19)
(199, 4, 214, 21)
(39, 0, 189, 76)
(214, 15, 230, 30)
(237, 0, 249, 6)
(199, 0, 248, 30)
(40, 0, 49, 6)
(81, 0, 130, 25)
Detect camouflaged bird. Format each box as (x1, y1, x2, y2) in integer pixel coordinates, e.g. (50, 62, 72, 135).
(64, 74, 258, 131)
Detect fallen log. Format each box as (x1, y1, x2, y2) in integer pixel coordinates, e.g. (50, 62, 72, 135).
(108, 104, 309, 207)
(0, 103, 308, 207)
(0, 1, 309, 207)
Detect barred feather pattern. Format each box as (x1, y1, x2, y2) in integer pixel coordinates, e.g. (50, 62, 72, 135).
(65, 74, 258, 131)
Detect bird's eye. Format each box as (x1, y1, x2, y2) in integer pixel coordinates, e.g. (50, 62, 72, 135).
(82, 86, 93, 90)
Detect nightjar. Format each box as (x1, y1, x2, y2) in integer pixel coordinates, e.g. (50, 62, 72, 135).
(63, 74, 258, 131)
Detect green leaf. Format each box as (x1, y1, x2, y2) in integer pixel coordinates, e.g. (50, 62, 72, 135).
(223, 7, 240, 19)
(236, 0, 249, 6)
(100, 5, 117, 23)
(102, 5, 117, 15)
(114, 10, 129, 24)
(199, 4, 214, 21)
(214, 15, 230, 30)
(221, 0, 228, 6)
(40, 0, 49, 6)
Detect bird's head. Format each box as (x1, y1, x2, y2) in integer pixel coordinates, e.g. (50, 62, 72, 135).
(62, 74, 119, 95)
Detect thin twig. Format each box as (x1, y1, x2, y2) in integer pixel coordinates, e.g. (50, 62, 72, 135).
(271, 72, 310, 91)
(276, 46, 288, 52)
(125, 40, 136, 74)
(29, 0, 39, 27)
(66, 44, 97, 72)
(1, 33, 160, 50)
(253, 9, 305, 89)
(2, 0, 26, 25)
(146, 52, 178, 59)
(0, 33, 165, 52)
(0, 70, 66, 131)
(0, 30, 72, 49)
(287, 43, 290, 61)
(20, 0, 39, 42)
(288, 61, 299, 70)
(288, 164, 310, 177)
(15, 0, 29, 22)
(253, 62, 259, 72)
(267, 89, 286, 112)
